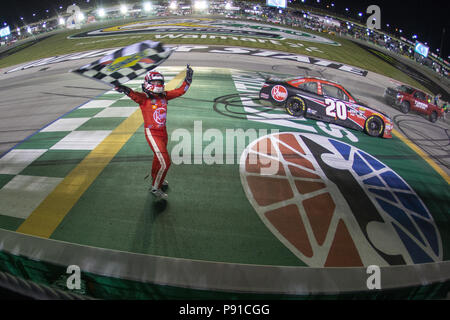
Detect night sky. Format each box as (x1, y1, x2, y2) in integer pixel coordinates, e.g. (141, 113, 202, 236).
(0, 0, 449, 58)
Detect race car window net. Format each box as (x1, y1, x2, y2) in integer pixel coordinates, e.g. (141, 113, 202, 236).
(343, 88, 356, 101)
(321, 83, 349, 101)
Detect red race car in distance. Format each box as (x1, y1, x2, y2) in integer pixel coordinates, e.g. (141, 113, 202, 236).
(384, 85, 444, 122)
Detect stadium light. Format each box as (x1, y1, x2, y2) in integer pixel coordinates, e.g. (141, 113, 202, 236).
(120, 4, 128, 14)
(143, 2, 152, 12)
(169, 1, 177, 10)
(98, 8, 106, 17)
(195, 1, 208, 10)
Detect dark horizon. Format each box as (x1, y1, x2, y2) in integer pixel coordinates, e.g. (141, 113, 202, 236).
(300, 0, 449, 59)
(0, 0, 448, 58)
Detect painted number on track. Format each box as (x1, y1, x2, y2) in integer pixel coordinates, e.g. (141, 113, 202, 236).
(325, 98, 347, 120)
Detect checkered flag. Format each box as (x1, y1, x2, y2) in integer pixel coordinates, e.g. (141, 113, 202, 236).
(71, 41, 173, 87)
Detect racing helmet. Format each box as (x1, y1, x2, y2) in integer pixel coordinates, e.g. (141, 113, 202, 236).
(143, 71, 165, 95)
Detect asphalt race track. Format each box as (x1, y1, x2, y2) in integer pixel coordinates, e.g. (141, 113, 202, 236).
(1, 49, 448, 174)
(0, 48, 449, 299)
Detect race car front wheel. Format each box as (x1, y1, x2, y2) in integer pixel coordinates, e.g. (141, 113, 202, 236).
(400, 101, 410, 114)
(365, 115, 385, 137)
(285, 96, 306, 117)
(429, 111, 438, 123)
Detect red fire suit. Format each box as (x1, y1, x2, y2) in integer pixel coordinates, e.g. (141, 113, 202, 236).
(127, 81, 190, 189)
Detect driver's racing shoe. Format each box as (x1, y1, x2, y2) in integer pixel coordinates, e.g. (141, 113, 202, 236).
(150, 187, 168, 200)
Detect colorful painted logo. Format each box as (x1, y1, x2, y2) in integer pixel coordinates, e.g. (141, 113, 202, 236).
(240, 132, 442, 267)
(271, 85, 288, 102)
(153, 108, 166, 125)
(69, 18, 340, 46)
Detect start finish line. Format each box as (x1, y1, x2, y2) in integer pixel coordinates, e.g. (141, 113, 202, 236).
(4, 45, 368, 77)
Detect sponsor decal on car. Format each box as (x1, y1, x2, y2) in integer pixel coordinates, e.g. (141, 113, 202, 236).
(260, 92, 269, 99)
(415, 101, 428, 110)
(271, 85, 288, 102)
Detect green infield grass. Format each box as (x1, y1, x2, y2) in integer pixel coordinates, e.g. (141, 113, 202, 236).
(0, 17, 431, 93)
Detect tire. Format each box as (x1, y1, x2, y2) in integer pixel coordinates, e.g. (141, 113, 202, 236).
(285, 96, 307, 117)
(400, 101, 410, 114)
(365, 115, 385, 137)
(429, 111, 438, 123)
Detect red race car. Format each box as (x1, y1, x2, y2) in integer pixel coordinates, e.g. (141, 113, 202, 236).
(384, 85, 444, 122)
(259, 77, 394, 138)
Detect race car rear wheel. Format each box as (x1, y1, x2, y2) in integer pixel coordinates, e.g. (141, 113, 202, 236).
(429, 111, 438, 123)
(285, 96, 306, 117)
(365, 115, 385, 137)
(400, 101, 410, 114)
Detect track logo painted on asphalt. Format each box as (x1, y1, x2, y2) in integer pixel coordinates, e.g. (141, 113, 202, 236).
(240, 132, 442, 267)
(101, 52, 154, 73)
(69, 18, 340, 45)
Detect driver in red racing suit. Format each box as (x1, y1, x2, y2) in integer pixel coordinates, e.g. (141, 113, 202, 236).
(115, 65, 193, 200)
